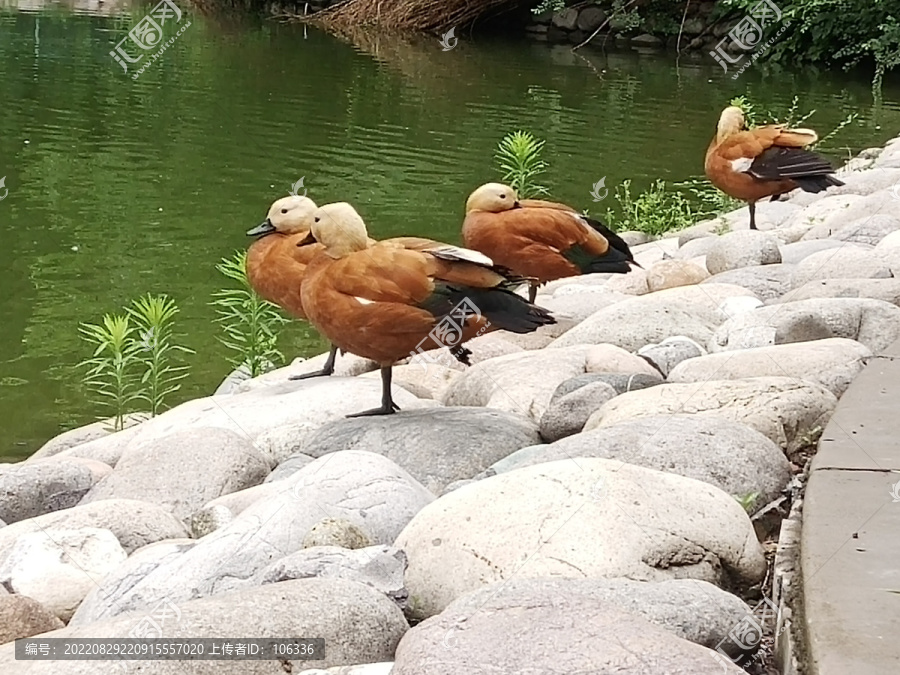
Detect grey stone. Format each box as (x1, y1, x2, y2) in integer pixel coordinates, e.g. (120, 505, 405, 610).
(706, 230, 782, 274)
(70, 452, 433, 624)
(669, 338, 872, 397)
(675, 235, 719, 260)
(830, 214, 900, 246)
(536, 287, 630, 323)
(81, 427, 270, 525)
(263, 452, 315, 483)
(777, 278, 900, 306)
(645, 259, 710, 292)
(550, 7, 578, 30)
(393, 595, 745, 675)
(550, 284, 758, 351)
(807, 190, 900, 239)
(551, 372, 663, 399)
(303, 518, 372, 550)
(28, 414, 148, 461)
(538, 381, 618, 442)
(617, 230, 653, 247)
(0, 499, 188, 565)
(191, 503, 233, 538)
(0, 459, 104, 524)
(440, 346, 594, 421)
(490, 415, 790, 513)
(0, 595, 64, 644)
(822, 167, 900, 196)
(256, 545, 408, 608)
(637, 336, 706, 377)
(301, 408, 540, 494)
(69, 539, 195, 626)
(576, 5, 607, 31)
(113, 376, 430, 468)
(190, 482, 284, 537)
(631, 33, 663, 45)
(0, 579, 409, 673)
(51, 425, 143, 468)
(436, 577, 750, 653)
(0, 528, 127, 621)
(584, 377, 837, 456)
(396, 458, 765, 620)
(779, 239, 853, 265)
(702, 264, 795, 302)
(711, 201, 801, 232)
(710, 298, 900, 353)
(214, 363, 253, 395)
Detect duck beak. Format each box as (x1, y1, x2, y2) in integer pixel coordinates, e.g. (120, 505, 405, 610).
(297, 231, 317, 247)
(247, 219, 276, 237)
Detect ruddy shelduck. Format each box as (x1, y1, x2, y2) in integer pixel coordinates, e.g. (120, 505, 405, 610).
(705, 106, 844, 230)
(461, 183, 635, 302)
(247, 198, 455, 380)
(300, 202, 556, 416)
(246, 195, 341, 379)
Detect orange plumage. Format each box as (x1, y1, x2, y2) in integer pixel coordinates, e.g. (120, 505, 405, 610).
(246, 196, 322, 321)
(461, 183, 634, 301)
(301, 202, 556, 416)
(705, 106, 843, 229)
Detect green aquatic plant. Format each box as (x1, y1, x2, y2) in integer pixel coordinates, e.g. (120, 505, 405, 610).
(495, 131, 549, 199)
(79, 295, 193, 429)
(127, 294, 194, 416)
(605, 179, 696, 236)
(79, 313, 141, 431)
(211, 251, 289, 378)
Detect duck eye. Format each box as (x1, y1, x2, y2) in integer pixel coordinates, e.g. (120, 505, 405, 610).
(281, 208, 288, 214)
(314, 217, 320, 223)
(499, 194, 506, 199)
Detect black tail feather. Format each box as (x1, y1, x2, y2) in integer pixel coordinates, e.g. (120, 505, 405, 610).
(748, 146, 842, 193)
(793, 174, 845, 193)
(565, 242, 633, 275)
(419, 283, 556, 337)
(582, 216, 636, 263)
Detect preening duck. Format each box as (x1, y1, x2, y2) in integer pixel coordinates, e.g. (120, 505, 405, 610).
(300, 202, 556, 416)
(461, 183, 635, 302)
(704, 106, 844, 230)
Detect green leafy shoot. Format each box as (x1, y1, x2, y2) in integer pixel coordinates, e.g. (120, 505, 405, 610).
(127, 294, 194, 416)
(79, 313, 141, 431)
(495, 131, 549, 199)
(211, 252, 289, 378)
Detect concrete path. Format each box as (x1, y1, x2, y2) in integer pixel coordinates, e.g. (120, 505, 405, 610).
(802, 338, 900, 673)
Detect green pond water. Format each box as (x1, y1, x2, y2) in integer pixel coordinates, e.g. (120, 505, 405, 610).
(1, 3, 899, 461)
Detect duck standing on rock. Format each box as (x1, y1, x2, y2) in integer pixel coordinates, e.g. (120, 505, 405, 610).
(246, 195, 341, 379)
(299, 202, 556, 417)
(705, 106, 844, 230)
(247, 197, 464, 380)
(461, 182, 636, 302)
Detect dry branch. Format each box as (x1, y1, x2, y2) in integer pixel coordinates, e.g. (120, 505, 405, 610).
(289, 0, 524, 33)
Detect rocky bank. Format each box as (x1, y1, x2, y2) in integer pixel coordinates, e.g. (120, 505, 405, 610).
(0, 135, 899, 673)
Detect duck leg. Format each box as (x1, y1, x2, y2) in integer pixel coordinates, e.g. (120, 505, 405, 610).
(528, 282, 538, 304)
(347, 366, 400, 417)
(289, 344, 338, 380)
(748, 202, 757, 230)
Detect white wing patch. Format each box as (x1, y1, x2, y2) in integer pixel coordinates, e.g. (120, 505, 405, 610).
(731, 157, 754, 173)
(354, 296, 375, 305)
(430, 245, 494, 267)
